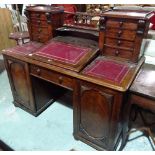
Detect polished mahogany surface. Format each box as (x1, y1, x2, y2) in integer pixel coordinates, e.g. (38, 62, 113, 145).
(103, 10, 153, 19)
(34, 41, 91, 65)
(26, 5, 64, 13)
(83, 59, 130, 84)
(130, 63, 155, 100)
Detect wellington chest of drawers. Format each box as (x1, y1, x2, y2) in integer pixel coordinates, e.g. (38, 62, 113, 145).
(99, 10, 153, 62)
(24, 5, 64, 43)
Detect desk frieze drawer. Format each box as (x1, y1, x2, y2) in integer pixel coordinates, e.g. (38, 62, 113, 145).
(30, 65, 74, 90)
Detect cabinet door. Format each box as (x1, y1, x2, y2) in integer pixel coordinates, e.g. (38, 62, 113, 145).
(4, 57, 35, 112)
(73, 81, 123, 150)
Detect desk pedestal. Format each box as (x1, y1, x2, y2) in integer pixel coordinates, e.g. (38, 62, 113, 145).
(73, 80, 125, 150)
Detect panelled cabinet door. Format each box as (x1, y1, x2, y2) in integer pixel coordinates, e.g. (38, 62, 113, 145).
(74, 81, 123, 150)
(80, 86, 113, 148)
(5, 57, 35, 112)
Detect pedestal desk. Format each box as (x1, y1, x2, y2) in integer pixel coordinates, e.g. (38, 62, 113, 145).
(2, 6, 154, 150)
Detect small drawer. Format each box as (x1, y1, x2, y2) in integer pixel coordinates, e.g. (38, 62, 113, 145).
(106, 19, 137, 30)
(31, 26, 50, 35)
(29, 19, 49, 27)
(30, 13, 47, 20)
(105, 38, 134, 49)
(32, 34, 50, 43)
(30, 65, 74, 90)
(105, 28, 136, 41)
(103, 46, 133, 60)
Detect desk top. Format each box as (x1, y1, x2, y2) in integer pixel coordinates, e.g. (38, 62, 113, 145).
(83, 58, 130, 84)
(27, 36, 99, 72)
(82, 56, 144, 90)
(33, 41, 91, 65)
(2, 41, 43, 55)
(130, 63, 155, 100)
(2, 36, 144, 92)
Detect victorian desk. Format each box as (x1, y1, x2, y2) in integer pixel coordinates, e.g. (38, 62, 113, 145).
(2, 7, 154, 151)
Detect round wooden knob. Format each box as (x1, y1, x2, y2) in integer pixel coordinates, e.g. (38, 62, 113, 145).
(58, 76, 63, 84)
(118, 31, 122, 37)
(119, 21, 123, 27)
(38, 29, 42, 33)
(117, 40, 121, 46)
(37, 20, 41, 24)
(115, 50, 120, 56)
(36, 68, 41, 75)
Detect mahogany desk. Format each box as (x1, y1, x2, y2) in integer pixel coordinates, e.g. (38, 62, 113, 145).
(2, 35, 144, 151)
(2, 8, 153, 151)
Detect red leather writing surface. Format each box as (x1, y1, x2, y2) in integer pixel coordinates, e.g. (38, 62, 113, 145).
(83, 60, 130, 83)
(5, 42, 42, 55)
(35, 41, 91, 65)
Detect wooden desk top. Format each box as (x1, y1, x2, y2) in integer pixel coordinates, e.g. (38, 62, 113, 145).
(103, 10, 154, 20)
(130, 63, 155, 100)
(2, 36, 144, 92)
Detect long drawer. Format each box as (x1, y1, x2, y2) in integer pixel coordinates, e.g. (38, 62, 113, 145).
(105, 28, 136, 41)
(103, 46, 133, 60)
(105, 38, 134, 49)
(28, 19, 49, 27)
(106, 19, 137, 30)
(31, 25, 51, 35)
(32, 32, 52, 43)
(30, 12, 47, 20)
(30, 65, 74, 90)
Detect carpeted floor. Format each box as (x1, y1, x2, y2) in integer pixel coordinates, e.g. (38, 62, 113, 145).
(0, 140, 13, 151)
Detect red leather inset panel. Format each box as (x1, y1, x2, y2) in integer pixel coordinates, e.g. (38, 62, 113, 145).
(5, 42, 42, 55)
(83, 59, 130, 84)
(35, 41, 91, 65)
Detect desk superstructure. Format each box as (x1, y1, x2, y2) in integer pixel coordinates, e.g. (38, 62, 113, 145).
(2, 5, 153, 150)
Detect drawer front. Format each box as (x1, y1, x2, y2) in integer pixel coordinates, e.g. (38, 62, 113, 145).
(30, 12, 47, 20)
(30, 65, 73, 90)
(103, 46, 133, 59)
(31, 25, 51, 35)
(29, 19, 49, 27)
(105, 38, 134, 49)
(32, 34, 51, 43)
(106, 28, 136, 41)
(106, 19, 137, 30)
